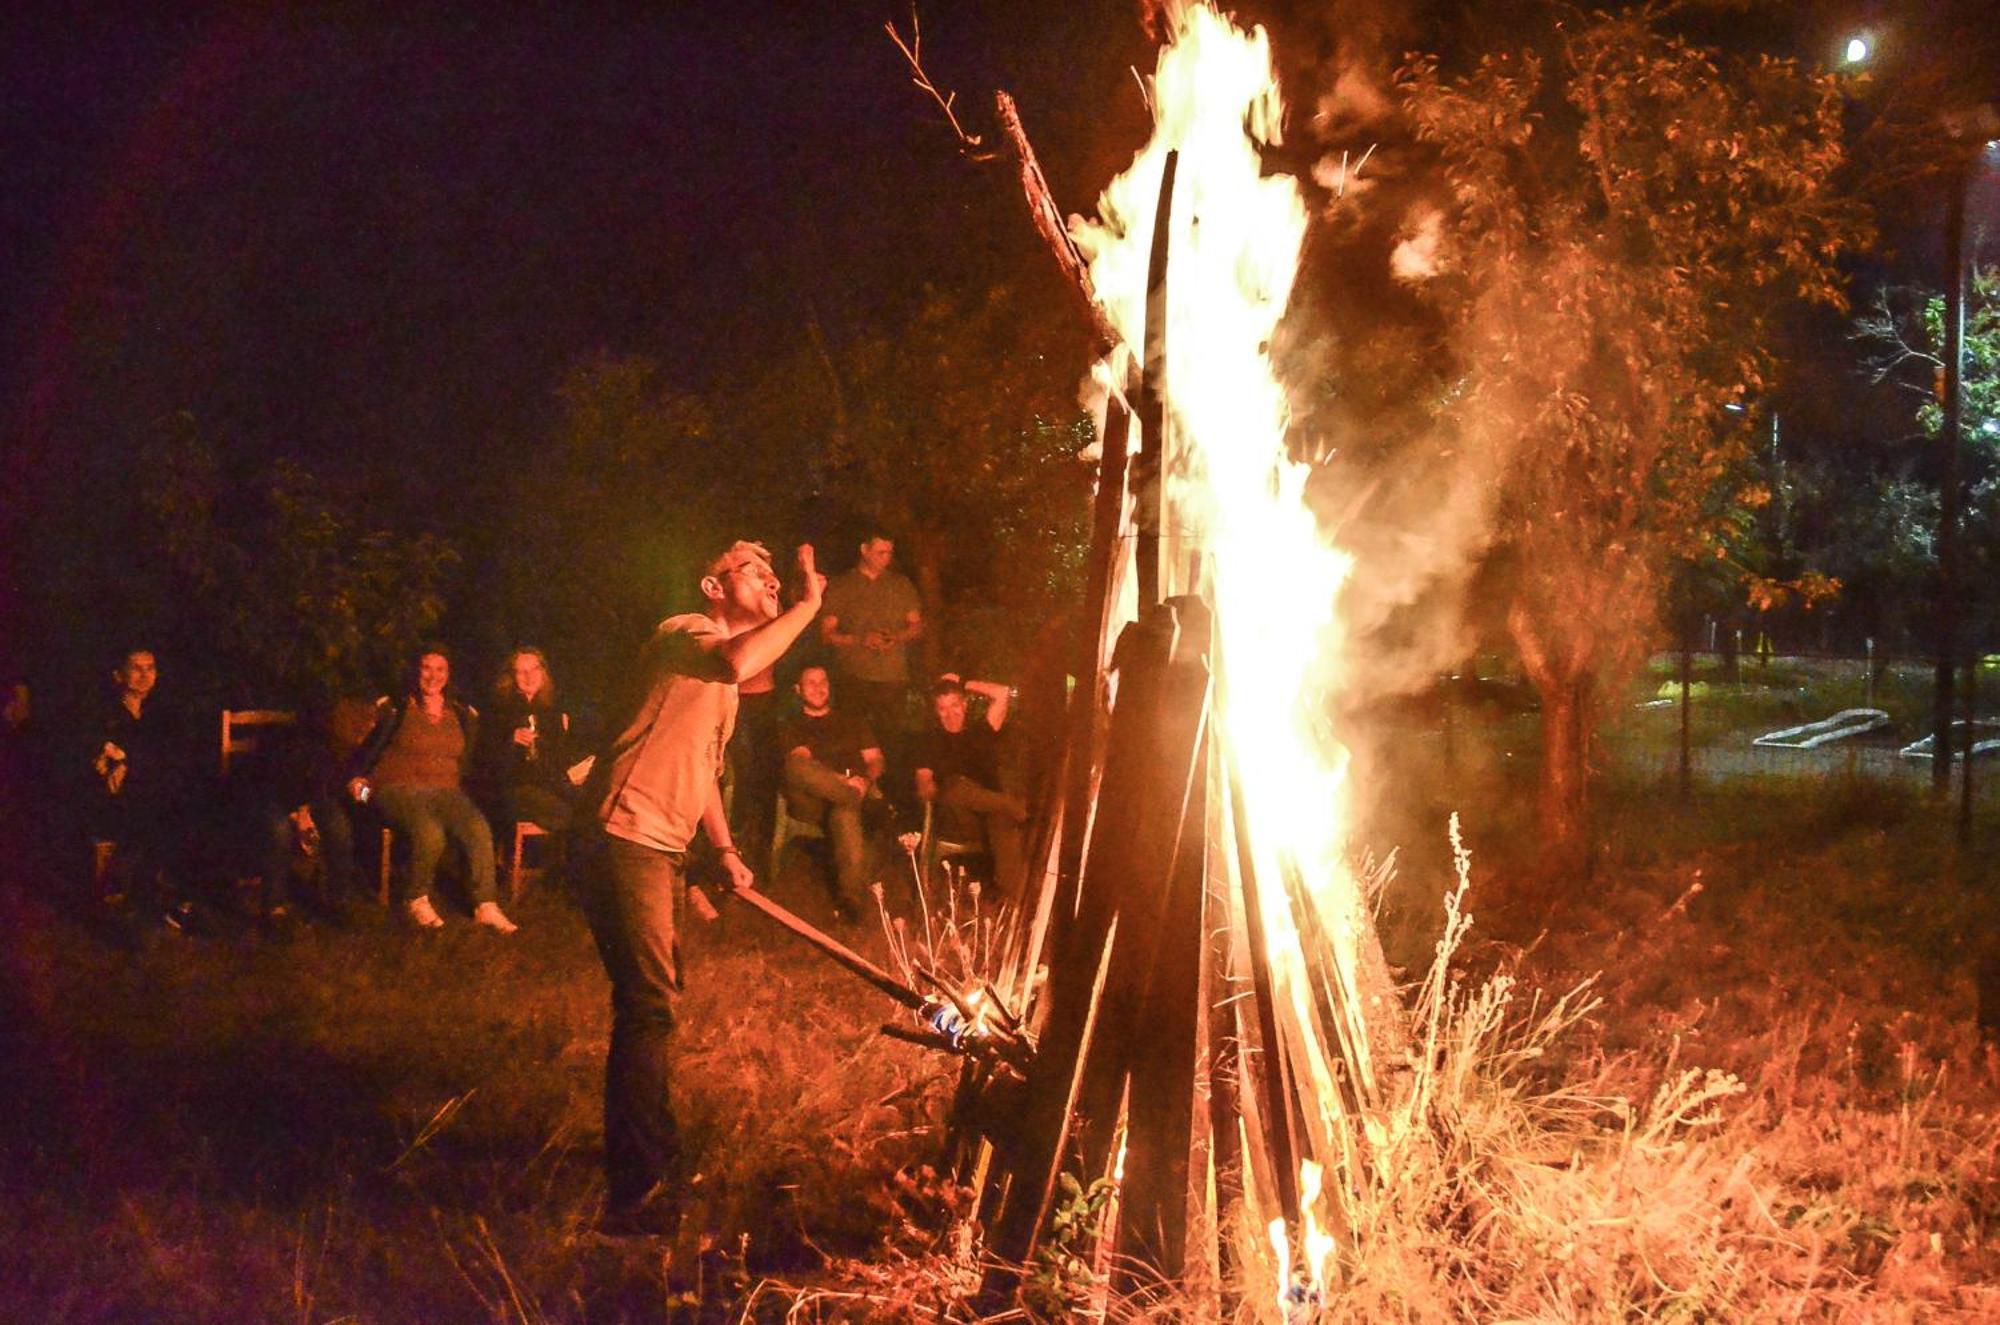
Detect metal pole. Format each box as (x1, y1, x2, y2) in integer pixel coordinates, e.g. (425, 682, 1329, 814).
(1678, 638, 1693, 799)
(1961, 650, 1978, 845)
(1934, 170, 1967, 795)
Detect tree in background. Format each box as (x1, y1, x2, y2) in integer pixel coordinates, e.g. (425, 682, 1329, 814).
(779, 282, 1094, 676)
(490, 354, 749, 701)
(1396, 7, 1869, 872)
(139, 413, 458, 706)
(1849, 269, 2000, 648)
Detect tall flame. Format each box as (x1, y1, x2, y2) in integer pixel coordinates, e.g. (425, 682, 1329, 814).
(1074, 0, 1369, 1300)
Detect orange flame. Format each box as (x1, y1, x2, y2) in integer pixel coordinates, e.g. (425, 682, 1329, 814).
(1075, 1, 1368, 1302)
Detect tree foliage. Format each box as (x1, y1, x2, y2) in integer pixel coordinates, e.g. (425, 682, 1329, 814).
(771, 282, 1095, 673)
(1396, 6, 1870, 865)
(1845, 268, 2000, 642)
(138, 413, 458, 703)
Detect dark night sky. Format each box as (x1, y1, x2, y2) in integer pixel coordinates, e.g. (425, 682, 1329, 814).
(0, 2, 1155, 486)
(2, 0, 1995, 674)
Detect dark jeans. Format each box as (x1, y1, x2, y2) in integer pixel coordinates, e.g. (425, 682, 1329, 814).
(260, 795, 357, 909)
(936, 776, 1028, 903)
(781, 756, 888, 907)
(582, 834, 685, 1212)
(502, 782, 574, 832)
(371, 785, 496, 906)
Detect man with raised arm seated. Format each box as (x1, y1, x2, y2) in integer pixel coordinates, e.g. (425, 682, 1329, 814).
(914, 673, 1028, 903)
(776, 664, 888, 916)
(818, 532, 922, 751)
(579, 539, 825, 1238)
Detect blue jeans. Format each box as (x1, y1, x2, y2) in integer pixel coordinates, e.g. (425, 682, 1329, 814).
(371, 785, 496, 905)
(582, 833, 685, 1211)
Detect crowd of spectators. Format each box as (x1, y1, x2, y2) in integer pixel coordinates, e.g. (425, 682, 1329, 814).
(4, 532, 1033, 943)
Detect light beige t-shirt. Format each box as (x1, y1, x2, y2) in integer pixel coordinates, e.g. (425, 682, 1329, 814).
(593, 613, 738, 853)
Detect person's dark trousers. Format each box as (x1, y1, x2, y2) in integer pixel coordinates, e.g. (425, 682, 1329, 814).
(502, 783, 574, 884)
(782, 756, 889, 909)
(260, 796, 357, 911)
(95, 794, 190, 915)
(938, 776, 1028, 903)
(727, 690, 781, 877)
(581, 833, 685, 1214)
(372, 785, 497, 906)
(840, 680, 910, 789)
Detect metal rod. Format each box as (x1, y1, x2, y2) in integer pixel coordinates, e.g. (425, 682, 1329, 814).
(1935, 168, 1967, 795)
(731, 885, 929, 1011)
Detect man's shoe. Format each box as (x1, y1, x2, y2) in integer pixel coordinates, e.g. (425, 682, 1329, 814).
(472, 901, 518, 934)
(406, 894, 445, 929)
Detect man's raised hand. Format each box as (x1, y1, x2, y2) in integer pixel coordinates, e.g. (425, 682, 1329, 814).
(796, 544, 827, 608)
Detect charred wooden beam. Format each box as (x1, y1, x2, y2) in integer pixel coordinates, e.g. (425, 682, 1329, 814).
(984, 598, 1211, 1296)
(1130, 148, 1178, 612)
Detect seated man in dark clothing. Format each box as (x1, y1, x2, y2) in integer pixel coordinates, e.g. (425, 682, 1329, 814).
(777, 665, 890, 914)
(256, 710, 360, 926)
(88, 647, 196, 927)
(914, 673, 1028, 903)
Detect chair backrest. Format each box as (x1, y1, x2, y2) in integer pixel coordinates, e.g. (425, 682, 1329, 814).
(220, 708, 298, 778)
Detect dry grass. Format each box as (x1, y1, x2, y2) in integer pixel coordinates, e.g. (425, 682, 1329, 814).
(6, 775, 1999, 1322)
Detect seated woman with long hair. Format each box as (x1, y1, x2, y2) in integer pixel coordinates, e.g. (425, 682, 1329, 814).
(348, 645, 518, 933)
(477, 647, 577, 862)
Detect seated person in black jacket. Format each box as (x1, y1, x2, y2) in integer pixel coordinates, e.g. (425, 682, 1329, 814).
(476, 647, 577, 832)
(914, 673, 1028, 902)
(475, 646, 581, 886)
(777, 665, 889, 914)
(88, 647, 195, 924)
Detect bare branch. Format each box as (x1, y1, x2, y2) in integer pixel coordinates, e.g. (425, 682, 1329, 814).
(883, 9, 1121, 358)
(884, 9, 994, 161)
(1852, 286, 1943, 391)
(995, 91, 1123, 358)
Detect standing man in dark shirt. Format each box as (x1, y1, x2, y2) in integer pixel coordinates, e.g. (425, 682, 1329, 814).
(914, 673, 1028, 902)
(819, 533, 922, 752)
(776, 664, 887, 914)
(580, 540, 825, 1237)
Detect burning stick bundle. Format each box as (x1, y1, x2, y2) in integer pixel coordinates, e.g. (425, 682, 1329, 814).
(750, 2, 1417, 1314)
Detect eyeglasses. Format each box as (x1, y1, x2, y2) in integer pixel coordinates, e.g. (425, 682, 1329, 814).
(720, 560, 776, 583)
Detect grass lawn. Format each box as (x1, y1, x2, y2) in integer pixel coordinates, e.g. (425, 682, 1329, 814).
(6, 767, 2000, 1320)
(0, 850, 953, 1324)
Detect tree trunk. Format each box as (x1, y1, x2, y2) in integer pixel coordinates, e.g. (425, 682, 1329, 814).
(1509, 606, 1596, 882)
(907, 526, 947, 682)
(1536, 676, 1594, 879)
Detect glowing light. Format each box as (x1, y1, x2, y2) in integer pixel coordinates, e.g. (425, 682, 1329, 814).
(1844, 35, 1870, 65)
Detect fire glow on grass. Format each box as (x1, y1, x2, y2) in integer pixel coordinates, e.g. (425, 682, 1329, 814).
(1073, 0, 1366, 1301)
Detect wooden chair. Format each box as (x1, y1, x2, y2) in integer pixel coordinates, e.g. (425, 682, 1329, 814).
(91, 839, 118, 898)
(508, 821, 549, 902)
(377, 828, 393, 906)
(219, 708, 296, 778)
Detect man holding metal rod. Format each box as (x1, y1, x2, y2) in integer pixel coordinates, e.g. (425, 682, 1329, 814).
(579, 539, 824, 1237)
